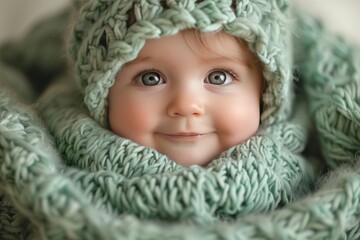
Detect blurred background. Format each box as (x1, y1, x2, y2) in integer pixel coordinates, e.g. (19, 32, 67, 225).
(0, 0, 359, 45)
(0, 0, 70, 44)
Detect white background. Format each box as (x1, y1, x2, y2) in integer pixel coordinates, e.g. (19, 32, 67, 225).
(0, 0, 359, 45)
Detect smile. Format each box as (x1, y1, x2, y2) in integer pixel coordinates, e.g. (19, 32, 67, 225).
(158, 132, 210, 142)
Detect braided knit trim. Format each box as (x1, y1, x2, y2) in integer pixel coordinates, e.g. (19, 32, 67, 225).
(36, 82, 314, 223)
(0, 65, 38, 238)
(69, 0, 292, 126)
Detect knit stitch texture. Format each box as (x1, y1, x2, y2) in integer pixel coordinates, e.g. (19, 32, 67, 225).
(0, 2, 360, 240)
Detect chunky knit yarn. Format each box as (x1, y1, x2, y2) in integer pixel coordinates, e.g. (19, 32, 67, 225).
(0, 63, 359, 239)
(35, 81, 313, 224)
(1, 3, 360, 240)
(294, 13, 360, 170)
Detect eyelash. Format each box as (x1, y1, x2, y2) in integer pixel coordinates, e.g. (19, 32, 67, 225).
(133, 68, 161, 83)
(215, 67, 239, 82)
(133, 67, 240, 85)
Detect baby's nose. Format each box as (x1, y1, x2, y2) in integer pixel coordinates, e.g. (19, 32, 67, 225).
(167, 88, 205, 117)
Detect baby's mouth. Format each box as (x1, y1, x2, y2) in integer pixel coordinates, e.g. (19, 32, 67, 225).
(157, 132, 210, 141)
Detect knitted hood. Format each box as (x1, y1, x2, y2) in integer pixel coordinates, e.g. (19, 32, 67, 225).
(69, 0, 292, 127)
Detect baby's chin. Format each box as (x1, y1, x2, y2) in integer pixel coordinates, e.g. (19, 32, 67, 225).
(163, 150, 220, 167)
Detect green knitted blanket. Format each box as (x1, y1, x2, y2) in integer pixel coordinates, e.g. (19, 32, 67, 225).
(1, 7, 360, 240)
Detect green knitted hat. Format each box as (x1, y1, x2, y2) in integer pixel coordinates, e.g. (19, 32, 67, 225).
(69, 0, 292, 127)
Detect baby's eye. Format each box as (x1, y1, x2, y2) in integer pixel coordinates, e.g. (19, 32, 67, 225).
(137, 71, 164, 86)
(206, 70, 234, 85)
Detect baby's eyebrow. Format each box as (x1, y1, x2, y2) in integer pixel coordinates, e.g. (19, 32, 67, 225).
(124, 56, 152, 66)
(124, 54, 255, 69)
(203, 55, 254, 68)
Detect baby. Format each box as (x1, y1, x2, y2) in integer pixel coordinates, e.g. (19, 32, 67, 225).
(108, 29, 263, 166)
(70, 0, 291, 168)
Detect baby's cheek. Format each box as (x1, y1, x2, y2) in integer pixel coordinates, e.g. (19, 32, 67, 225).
(109, 101, 147, 136)
(215, 105, 260, 149)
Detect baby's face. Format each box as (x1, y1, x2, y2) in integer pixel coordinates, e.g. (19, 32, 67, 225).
(108, 30, 262, 167)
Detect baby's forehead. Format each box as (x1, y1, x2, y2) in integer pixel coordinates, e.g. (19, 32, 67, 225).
(181, 30, 258, 66)
(135, 29, 257, 67)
